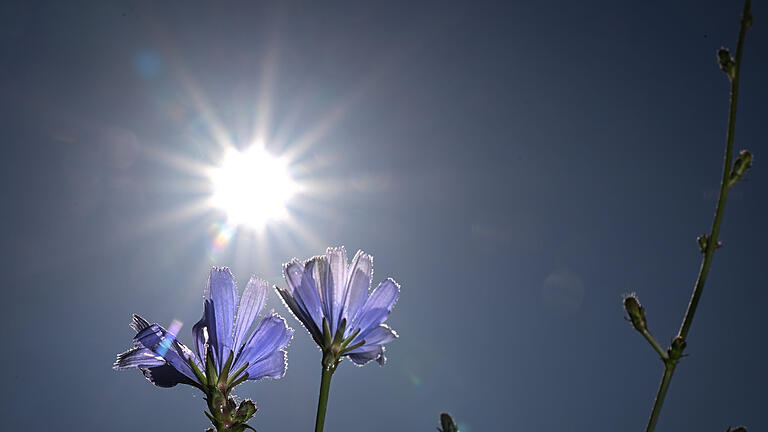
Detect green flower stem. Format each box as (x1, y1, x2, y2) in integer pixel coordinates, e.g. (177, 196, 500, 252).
(646, 365, 675, 432)
(677, 0, 750, 342)
(640, 328, 668, 362)
(314, 365, 335, 432)
(644, 1, 751, 431)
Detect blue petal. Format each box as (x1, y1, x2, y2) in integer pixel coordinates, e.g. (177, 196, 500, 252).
(113, 347, 165, 370)
(245, 349, 288, 380)
(282, 259, 324, 335)
(133, 324, 200, 385)
(346, 324, 398, 353)
(349, 278, 399, 335)
(276, 285, 323, 346)
(340, 250, 373, 331)
(192, 300, 211, 364)
(233, 313, 293, 371)
(142, 364, 198, 388)
(348, 346, 386, 366)
(115, 346, 198, 387)
(323, 247, 348, 334)
(174, 339, 202, 370)
(130, 314, 151, 333)
(232, 276, 267, 355)
(206, 267, 238, 369)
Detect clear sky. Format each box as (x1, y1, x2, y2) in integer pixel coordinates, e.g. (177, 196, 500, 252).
(1, 1, 766, 431)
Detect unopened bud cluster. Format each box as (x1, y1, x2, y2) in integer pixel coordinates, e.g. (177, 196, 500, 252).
(189, 346, 258, 432)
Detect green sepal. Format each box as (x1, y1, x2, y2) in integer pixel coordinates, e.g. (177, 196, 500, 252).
(340, 339, 366, 356)
(321, 317, 332, 349)
(206, 345, 219, 388)
(229, 372, 250, 389)
(332, 318, 347, 347)
(341, 327, 360, 349)
(340, 327, 361, 349)
(228, 362, 250, 386)
(187, 357, 208, 390)
(219, 350, 235, 387)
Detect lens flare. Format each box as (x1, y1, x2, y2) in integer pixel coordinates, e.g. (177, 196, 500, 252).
(156, 319, 183, 358)
(208, 221, 237, 250)
(209, 146, 296, 228)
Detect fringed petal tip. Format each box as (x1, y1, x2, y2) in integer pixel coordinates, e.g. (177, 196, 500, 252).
(130, 314, 150, 333)
(348, 346, 387, 367)
(113, 347, 165, 371)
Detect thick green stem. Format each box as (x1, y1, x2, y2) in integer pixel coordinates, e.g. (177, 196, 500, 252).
(643, 1, 751, 431)
(314, 366, 335, 432)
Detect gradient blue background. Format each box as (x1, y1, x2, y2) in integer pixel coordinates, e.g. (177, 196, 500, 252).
(1, 1, 766, 431)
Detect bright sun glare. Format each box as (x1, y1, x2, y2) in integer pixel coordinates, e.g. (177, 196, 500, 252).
(209, 146, 296, 228)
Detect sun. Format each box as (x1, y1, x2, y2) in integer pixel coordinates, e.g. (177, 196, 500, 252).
(209, 146, 297, 228)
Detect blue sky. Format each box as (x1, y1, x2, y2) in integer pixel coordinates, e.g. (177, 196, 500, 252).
(1, 1, 766, 431)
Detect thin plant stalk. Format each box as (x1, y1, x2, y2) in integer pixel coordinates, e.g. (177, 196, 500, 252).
(643, 1, 752, 431)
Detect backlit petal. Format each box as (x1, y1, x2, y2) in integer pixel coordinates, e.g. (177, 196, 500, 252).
(232, 276, 267, 354)
(206, 267, 238, 369)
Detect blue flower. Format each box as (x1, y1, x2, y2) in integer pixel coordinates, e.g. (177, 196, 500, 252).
(278, 246, 399, 367)
(114, 267, 293, 429)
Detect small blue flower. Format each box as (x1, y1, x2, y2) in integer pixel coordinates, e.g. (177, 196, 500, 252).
(114, 267, 293, 430)
(278, 246, 399, 367)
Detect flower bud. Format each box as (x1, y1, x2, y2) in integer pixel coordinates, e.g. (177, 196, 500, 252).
(235, 399, 257, 423)
(623, 294, 647, 332)
(717, 48, 736, 79)
(697, 235, 708, 253)
(439, 413, 459, 432)
(728, 150, 753, 187)
(668, 336, 686, 362)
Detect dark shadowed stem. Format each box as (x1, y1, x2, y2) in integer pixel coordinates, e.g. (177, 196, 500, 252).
(314, 366, 334, 432)
(644, 1, 751, 431)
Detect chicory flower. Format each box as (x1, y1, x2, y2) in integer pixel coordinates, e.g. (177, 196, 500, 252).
(278, 246, 399, 368)
(114, 267, 293, 431)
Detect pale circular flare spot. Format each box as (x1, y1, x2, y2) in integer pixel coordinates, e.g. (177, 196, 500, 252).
(209, 146, 296, 228)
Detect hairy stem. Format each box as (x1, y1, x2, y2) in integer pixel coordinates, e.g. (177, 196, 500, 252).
(644, 1, 751, 431)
